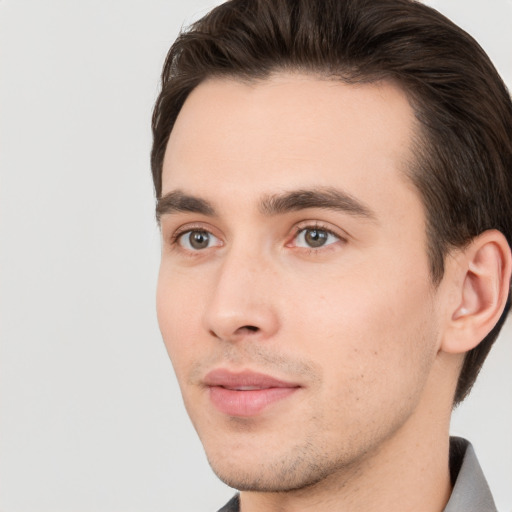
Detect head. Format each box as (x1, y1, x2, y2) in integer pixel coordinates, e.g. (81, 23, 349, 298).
(151, 0, 512, 494)
(152, 0, 512, 405)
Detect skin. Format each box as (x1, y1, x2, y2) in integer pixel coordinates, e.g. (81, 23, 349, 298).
(157, 74, 464, 511)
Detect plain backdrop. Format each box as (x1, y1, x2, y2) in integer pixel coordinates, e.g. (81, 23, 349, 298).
(1, 1, 511, 511)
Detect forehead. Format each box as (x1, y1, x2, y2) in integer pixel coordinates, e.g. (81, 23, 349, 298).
(162, 73, 419, 216)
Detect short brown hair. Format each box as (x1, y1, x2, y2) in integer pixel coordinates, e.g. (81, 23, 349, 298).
(151, 0, 512, 404)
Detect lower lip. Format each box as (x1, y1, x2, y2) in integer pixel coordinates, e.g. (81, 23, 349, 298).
(209, 386, 298, 417)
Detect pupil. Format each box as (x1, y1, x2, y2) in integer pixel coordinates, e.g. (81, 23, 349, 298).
(190, 231, 209, 249)
(305, 229, 327, 247)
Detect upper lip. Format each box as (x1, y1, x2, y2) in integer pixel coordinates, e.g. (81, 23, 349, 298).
(203, 369, 301, 390)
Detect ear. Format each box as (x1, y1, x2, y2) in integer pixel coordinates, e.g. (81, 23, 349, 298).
(441, 230, 512, 355)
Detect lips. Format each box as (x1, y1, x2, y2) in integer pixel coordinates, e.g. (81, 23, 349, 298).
(204, 369, 300, 417)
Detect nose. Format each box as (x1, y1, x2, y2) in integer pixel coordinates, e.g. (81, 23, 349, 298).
(202, 247, 280, 343)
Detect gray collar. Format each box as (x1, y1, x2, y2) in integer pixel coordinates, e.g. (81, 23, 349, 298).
(444, 437, 496, 512)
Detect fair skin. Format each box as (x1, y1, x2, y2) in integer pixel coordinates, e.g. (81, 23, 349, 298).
(156, 73, 511, 512)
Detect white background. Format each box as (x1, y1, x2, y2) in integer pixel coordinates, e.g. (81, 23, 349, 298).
(1, 1, 511, 511)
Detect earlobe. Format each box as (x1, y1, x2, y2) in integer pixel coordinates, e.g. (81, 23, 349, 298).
(442, 230, 512, 354)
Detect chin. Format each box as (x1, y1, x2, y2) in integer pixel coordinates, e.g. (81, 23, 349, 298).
(209, 461, 328, 493)
(204, 440, 351, 493)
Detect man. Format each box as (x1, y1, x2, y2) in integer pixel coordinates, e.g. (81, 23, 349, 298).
(151, 0, 512, 510)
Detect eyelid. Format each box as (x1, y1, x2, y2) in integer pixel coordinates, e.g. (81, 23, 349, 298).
(165, 219, 347, 253)
(168, 222, 224, 249)
(178, 230, 221, 251)
(286, 221, 347, 249)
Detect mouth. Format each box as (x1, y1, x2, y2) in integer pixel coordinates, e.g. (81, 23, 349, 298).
(203, 369, 301, 417)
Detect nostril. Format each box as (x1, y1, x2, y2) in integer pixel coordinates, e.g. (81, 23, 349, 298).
(238, 325, 259, 334)
(209, 325, 260, 340)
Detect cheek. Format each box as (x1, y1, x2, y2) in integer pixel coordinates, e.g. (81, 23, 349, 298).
(156, 265, 207, 375)
(291, 266, 427, 339)
(287, 258, 437, 394)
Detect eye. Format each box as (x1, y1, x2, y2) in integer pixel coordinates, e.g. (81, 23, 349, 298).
(294, 227, 340, 249)
(177, 230, 220, 251)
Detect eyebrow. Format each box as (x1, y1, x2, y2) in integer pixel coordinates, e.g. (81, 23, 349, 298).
(156, 190, 215, 221)
(259, 187, 376, 220)
(156, 187, 376, 222)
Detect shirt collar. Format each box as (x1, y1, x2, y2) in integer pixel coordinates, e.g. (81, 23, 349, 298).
(443, 437, 496, 512)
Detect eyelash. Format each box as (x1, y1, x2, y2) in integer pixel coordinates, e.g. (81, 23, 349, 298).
(169, 221, 345, 254)
(288, 222, 344, 251)
(170, 223, 217, 246)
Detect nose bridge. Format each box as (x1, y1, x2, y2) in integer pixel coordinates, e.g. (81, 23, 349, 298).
(202, 239, 279, 341)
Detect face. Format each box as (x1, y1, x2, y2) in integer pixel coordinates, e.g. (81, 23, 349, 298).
(157, 74, 444, 491)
